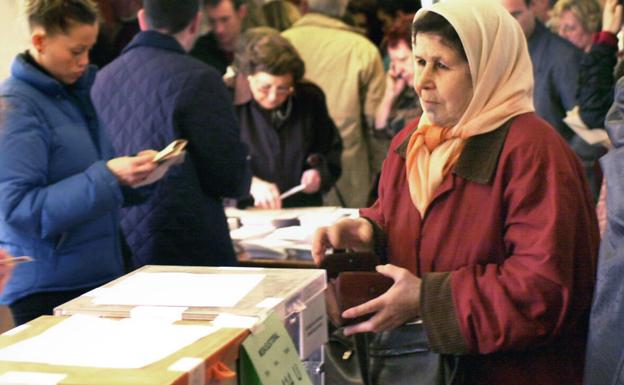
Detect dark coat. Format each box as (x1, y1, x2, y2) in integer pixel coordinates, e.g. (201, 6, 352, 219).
(92, 31, 251, 268)
(584, 77, 624, 385)
(190, 32, 231, 75)
(578, 32, 618, 129)
(361, 113, 598, 385)
(235, 80, 342, 207)
(529, 21, 582, 141)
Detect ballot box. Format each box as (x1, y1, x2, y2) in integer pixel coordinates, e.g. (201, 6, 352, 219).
(54, 265, 328, 361)
(0, 315, 248, 385)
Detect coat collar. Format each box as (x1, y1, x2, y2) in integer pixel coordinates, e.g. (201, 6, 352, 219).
(395, 118, 513, 184)
(290, 13, 365, 34)
(11, 54, 96, 98)
(123, 30, 186, 55)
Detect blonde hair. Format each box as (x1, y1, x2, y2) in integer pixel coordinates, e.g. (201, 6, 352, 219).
(22, 0, 99, 34)
(550, 0, 602, 34)
(262, 1, 301, 31)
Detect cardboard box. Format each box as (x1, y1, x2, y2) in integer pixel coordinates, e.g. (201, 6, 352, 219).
(0, 316, 248, 385)
(55, 265, 328, 360)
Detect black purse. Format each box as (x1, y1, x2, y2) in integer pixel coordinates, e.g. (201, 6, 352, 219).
(367, 322, 465, 385)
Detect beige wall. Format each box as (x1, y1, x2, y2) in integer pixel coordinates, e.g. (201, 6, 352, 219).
(0, 0, 29, 80)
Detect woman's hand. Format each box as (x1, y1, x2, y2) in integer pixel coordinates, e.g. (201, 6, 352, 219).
(387, 65, 408, 99)
(250, 177, 281, 209)
(342, 264, 422, 336)
(603, 0, 623, 35)
(301, 169, 321, 193)
(107, 150, 158, 186)
(0, 249, 15, 294)
(311, 218, 374, 264)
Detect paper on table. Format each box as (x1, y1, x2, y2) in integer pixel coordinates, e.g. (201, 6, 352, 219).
(92, 272, 265, 308)
(0, 315, 216, 368)
(563, 106, 611, 148)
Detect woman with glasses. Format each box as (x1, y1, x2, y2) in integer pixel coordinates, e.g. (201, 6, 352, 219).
(232, 28, 342, 209)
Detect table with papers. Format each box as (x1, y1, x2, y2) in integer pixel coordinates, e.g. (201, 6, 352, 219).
(227, 207, 359, 268)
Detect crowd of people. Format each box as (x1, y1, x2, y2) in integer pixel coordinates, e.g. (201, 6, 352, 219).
(0, 0, 624, 384)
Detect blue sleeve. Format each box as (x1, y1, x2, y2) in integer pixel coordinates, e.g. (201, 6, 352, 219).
(0, 98, 123, 240)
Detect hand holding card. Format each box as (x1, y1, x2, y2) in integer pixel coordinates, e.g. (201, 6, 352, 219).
(133, 140, 188, 187)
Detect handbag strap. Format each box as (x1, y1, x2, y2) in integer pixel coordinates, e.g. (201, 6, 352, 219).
(354, 333, 372, 385)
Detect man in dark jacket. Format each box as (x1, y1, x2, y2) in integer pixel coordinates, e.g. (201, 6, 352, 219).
(92, 0, 251, 268)
(190, 0, 247, 75)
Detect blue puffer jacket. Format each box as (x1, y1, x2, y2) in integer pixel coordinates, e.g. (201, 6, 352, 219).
(92, 31, 251, 267)
(584, 77, 624, 385)
(0, 55, 125, 305)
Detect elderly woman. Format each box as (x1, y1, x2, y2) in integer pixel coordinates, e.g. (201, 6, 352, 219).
(313, 0, 599, 384)
(0, 0, 158, 325)
(233, 28, 342, 209)
(551, 0, 602, 52)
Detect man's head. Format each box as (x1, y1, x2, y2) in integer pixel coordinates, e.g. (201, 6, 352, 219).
(205, 0, 247, 52)
(139, 0, 202, 51)
(500, 0, 536, 38)
(306, 0, 349, 18)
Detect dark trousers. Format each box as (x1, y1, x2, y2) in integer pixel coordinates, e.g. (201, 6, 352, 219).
(9, 287, 95, 326)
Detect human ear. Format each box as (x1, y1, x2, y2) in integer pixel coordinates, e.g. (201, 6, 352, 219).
(31, 28, 46, 53)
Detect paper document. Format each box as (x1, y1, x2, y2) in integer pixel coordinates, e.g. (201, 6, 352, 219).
(133, 139, 188, 187)
(92, 272, 265, 308)
(0, 315, 216, 368)
(564, 107, 611, 148)
(0, 256, 33, 265)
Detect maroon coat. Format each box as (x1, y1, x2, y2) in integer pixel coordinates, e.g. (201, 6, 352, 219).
(360, 113, 599, 385)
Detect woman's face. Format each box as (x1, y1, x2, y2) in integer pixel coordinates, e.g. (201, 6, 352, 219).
(557, 10, 592, 52)
(412, 32, 473, 128)
(33, 22, 98, 85)
(248, 71, 294, 110)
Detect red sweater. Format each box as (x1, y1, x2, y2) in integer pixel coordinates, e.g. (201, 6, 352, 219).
(361, 112, 599, 385)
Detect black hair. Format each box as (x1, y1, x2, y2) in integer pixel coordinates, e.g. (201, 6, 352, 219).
(204, 0, 246, 10)
(378, 0, 421, 17)
(412, 11, 467, 62)
(143, 0, 200, 34)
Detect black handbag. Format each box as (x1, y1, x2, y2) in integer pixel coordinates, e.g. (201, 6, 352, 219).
(367, 322, 465, 385)
(324, 323, 465, 385)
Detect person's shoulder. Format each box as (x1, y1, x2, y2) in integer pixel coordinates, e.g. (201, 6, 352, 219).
(545, 30, 583, 58)
(504, 112, 573, 157)
(295, 80, 325, 100)
(388, 117, 420, 151)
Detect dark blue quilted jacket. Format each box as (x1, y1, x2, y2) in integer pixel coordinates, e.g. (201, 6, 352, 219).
(92, 31, 251, 268)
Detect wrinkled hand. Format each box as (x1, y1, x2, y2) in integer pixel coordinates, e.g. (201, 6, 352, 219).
(342, 264, 422, 336)
(311, 218, 374, 264)
(0, 249, 15, 294)
(301, 169, 321, 193)
(250, 177, 281, 209)
(603, 0, 623, 34)
(107, 150, 158, 186)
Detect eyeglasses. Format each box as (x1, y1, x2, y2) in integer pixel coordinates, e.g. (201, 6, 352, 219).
(248, 75, 294, 96)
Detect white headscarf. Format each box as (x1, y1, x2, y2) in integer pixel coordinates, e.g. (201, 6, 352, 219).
(406, 0, 534, 216)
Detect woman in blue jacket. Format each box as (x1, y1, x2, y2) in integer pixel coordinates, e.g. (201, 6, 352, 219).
(0, 0, 158, 325)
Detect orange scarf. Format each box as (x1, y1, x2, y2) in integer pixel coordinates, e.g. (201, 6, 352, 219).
(406, 0, 535, 216)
